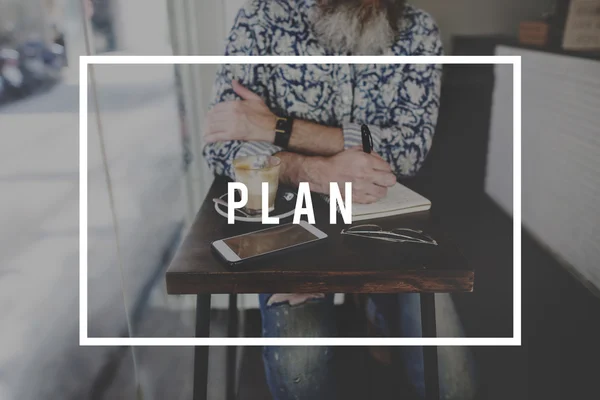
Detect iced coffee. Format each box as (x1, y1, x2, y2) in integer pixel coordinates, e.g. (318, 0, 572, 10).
(233, 155, 281, 215)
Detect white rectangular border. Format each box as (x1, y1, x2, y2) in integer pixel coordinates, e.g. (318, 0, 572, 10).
(80, 55, 521, 346)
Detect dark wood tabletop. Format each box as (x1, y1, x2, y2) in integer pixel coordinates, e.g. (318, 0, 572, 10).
(166, 177, 474, 294)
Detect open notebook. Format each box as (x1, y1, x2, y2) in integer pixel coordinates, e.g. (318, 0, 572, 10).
(324, 182, 431, 222)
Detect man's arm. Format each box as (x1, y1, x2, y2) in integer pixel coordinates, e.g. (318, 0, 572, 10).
(202, 0, 274, 179)
(276, 152, 327, 193)
(286, 121, 343, 156)
(205, 81, 344, 157)
(325, 14, 445, 176)
(276, 149, 397, 204)
(206, 58, 442, 175)
(206, 14, 444, 177)
(205, 80, 397, 203)
(249, 59, 442, 176)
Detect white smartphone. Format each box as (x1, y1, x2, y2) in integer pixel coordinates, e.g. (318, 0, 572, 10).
(211, 220, 328, 267)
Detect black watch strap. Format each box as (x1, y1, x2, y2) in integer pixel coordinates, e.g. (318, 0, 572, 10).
(274, 117, 293, 148)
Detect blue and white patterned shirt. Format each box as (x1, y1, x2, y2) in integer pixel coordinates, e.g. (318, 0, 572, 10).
(203, 0, 443, 179)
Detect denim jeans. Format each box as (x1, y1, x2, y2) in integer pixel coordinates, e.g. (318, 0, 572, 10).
(258, 293, 477, 400)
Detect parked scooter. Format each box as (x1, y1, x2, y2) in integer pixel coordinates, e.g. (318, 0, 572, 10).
(19, 39, 65, 87)
(46, 43, 66, 79)
(0, 38, 65, 104)
(0, 48, 26, 98)
(18, 40, 49, 88)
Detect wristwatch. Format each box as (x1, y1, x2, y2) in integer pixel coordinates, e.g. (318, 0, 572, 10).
(274, 116, 293, 148)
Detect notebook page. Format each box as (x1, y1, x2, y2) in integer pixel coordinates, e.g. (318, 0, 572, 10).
(352, 183, 430, 216)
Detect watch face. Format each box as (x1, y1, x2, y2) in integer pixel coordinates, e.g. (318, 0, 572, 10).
(276, 117, 289, 131)
(274, 117, 292, 148)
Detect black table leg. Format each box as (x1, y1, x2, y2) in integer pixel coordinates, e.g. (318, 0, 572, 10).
(420, 293, 440, 400)
(226, 294, 238, 400)
(193, 294, 211, 400)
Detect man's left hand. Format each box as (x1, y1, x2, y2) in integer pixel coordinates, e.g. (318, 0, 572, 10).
(204, 80, 277, 144)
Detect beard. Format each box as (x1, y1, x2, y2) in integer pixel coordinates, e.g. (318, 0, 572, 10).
(311, 0, 405, 55)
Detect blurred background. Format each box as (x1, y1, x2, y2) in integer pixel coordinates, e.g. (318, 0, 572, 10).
(0, 0, 598, 399)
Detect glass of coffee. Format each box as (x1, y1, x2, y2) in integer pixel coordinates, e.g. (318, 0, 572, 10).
(233, 155, 281, 215)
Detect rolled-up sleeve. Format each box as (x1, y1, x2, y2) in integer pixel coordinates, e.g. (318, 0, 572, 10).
(342, 14, 443, 177)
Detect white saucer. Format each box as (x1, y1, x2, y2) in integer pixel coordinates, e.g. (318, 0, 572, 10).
(214, 191, 297, 223)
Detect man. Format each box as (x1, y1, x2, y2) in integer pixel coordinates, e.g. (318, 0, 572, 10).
(203, 0, 475, 399)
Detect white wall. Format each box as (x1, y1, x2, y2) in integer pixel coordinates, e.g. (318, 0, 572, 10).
(485, 63, 513, 215)
(487, 45, 600, 292)
(411, 0, 555, 51)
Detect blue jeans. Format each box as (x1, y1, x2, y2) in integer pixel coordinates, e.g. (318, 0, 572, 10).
(258, 293, 477, 400)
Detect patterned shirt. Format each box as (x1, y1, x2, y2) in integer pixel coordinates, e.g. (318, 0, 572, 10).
(203, 0, 443, 179)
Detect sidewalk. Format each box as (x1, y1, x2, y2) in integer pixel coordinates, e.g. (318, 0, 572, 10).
(0, 64, 187, 399)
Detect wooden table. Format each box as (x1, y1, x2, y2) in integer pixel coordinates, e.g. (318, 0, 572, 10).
(166, 177, 474, 400)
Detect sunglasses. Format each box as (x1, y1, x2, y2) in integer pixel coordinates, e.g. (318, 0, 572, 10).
(340, 224, 438, 246)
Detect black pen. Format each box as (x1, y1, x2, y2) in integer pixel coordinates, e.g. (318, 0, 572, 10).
(361, 124, 373, 154)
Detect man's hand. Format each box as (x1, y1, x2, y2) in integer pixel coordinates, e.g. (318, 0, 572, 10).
(204, 80, 277, 143)
(278, 148, 396, 204)
(322, 147, 397, 204)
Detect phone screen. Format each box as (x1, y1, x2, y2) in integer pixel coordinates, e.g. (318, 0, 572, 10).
(223, 224, 320, 259)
